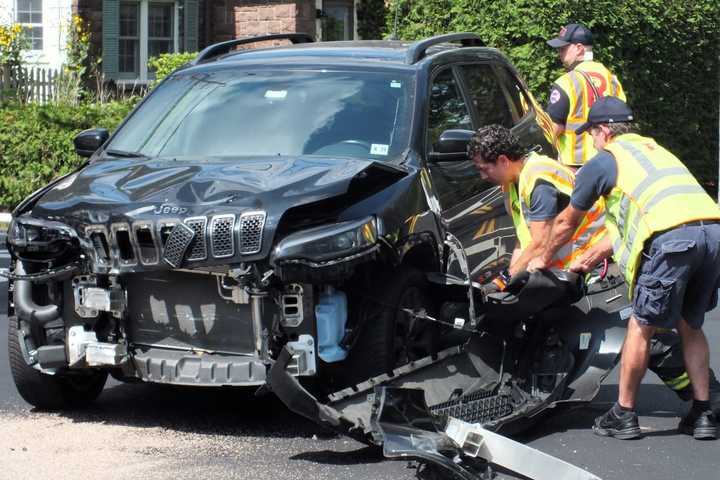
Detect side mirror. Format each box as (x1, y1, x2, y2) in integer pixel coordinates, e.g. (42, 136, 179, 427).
(428, 129, 474, 162)
(74, 128, 109, 157)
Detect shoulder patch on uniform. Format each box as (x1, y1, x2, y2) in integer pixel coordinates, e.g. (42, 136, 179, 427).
(550, 89, 561, 104)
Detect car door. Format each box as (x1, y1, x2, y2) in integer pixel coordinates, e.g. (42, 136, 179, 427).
(492, 64, 556, 157)
(425, 64, 510, 282)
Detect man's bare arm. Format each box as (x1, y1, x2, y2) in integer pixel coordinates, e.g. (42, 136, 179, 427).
(528, 205, 586, 270)
(508, 241, 522, 269)
(509, 220, 552, 276)
(568, 233, 612, 273)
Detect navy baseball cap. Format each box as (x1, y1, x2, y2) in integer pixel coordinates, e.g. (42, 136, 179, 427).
(576, 97, 634, 134)
(547, 23, 593, 48)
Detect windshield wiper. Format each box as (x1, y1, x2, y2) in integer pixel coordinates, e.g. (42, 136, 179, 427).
(105, 149, 148, 159)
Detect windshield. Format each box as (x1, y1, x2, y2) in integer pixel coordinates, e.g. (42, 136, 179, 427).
(108, 69, 414, 161)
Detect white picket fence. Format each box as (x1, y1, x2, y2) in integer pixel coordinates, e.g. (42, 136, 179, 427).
(0, 65, 63, 103)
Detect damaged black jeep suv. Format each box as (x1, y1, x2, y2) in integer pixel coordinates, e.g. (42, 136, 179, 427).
(6, 33, 553, 409)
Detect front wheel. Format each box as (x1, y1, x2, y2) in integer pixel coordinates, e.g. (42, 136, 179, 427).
(342, 267, 438, 384)
(8, 316, 107, 410)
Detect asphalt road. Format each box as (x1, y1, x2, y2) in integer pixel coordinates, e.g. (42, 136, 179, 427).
(1, 270, 719, 480)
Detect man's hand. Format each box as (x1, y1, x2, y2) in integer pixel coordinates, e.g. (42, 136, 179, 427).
(569, 235, 612, 273)
(568, 255, 595, 273)
(527, 256, 549, 271)
(509, 219, 552, 276)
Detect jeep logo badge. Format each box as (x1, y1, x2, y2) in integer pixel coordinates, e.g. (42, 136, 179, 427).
(153, 204, 188, 215)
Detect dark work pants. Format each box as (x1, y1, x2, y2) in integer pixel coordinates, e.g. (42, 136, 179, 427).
(649, 330, 720, 411)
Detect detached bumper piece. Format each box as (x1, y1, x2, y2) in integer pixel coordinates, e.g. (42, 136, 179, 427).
(268, 347, 353, 433)
(270, 345, 603, 480)
(442, 416, 601, 480)
(374, 387, 601, 480)
(431, 390, 513, 425)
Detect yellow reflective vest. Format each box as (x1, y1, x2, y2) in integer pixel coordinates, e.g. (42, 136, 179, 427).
(505, 152, 606, 268)
(554, 61, 625, 166)
(602, 134, 720, 295)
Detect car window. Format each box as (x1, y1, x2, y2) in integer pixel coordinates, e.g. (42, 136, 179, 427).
(107, 69, 413, 162)
(427, 68, 472, 151)
(426, 67, 492, 211)
(460, 64, 514, 128)
(494, 67, 529, 121)
(493, 67, 557, 154)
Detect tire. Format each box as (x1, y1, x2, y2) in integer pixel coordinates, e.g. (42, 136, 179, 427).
(343, 267, 438, 384)
(8, 315, 107, 410)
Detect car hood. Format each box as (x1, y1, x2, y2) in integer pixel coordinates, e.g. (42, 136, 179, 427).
(30, 156, 407, 223)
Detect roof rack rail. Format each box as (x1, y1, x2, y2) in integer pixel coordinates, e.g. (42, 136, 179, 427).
(405, 33, 484, 64)
(191, 33, 315, 65)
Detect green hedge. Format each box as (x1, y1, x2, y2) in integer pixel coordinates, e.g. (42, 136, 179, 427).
(0, 100, 138, 210)
(148, 51, 197, 84)
(386, 0, 720, 192)
(357, 0, 387, 40)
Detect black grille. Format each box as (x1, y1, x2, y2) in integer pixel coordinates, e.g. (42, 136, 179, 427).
(89, 231, 110, 263)
(239, 212, 265, 254)
(86, 211, 266, 267)
(184, 217, 208, 261)
(159, 224, 175, 247)
(114, 228, 136, 264)
(134, 224, 158, 264)
(162, 223, 196, 268)
(211, 215, 235, 258)
(431, 391, 513, 425)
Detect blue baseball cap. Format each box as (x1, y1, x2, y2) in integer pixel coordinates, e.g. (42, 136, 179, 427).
(547, 23, 593, 48)
(576, 97, 634, 134)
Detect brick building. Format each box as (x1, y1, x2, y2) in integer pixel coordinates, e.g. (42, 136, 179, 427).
(72, 0, 360, 85)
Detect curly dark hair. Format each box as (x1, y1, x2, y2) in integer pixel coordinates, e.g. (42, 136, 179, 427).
(467, 124, 527, 164)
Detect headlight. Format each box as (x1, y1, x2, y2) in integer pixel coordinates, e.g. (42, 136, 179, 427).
(271, 216, 379, 265)
(8, 217, 77, 257)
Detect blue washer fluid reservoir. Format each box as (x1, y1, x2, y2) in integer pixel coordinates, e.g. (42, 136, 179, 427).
(315, 286, 348, 362)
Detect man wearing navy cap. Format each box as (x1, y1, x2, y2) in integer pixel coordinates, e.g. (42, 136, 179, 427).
(546, 23, 625, 166)
(530, 97, 720, 440)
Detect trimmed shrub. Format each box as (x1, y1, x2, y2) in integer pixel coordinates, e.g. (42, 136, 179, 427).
(386, 0, 720, 192)
(0, 99, 139, 210)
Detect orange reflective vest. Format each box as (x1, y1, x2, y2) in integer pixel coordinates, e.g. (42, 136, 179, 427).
(506, 152, 607, 268)
(554, 61, 625, 166)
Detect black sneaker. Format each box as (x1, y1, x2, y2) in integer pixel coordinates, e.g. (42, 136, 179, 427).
(592, 408, 642, 439)
(710, 370, 720, 420)
(678, 410, 717, 440)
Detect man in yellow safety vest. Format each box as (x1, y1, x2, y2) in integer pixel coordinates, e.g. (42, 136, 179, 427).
(469, 124, 606, 276)
(546, 23, 625, 166)
(529, 97, 720, 440)
(469, 124, 720, 419)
